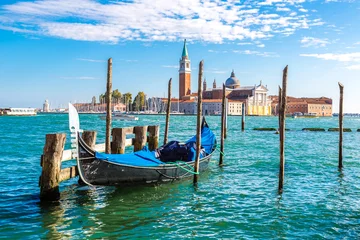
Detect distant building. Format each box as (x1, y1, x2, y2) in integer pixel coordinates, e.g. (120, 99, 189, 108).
(176, 40, 271, 116)
(270, 96, 333, 117)
(179, 39, 191, 100)
(43, 99, 50, 112)
(202, 72, 272, 116)
(73, 102, 126, 113)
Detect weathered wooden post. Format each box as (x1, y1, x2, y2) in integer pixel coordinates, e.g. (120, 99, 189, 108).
(278, 65, 288, 194)
(82, 131, 97, 148)
(194, 60, 203, 184)
(164, 78, 172, 145)
(148, 126, 159, 150)
(111, 128, 127, 154)
(78, 131, 97, 185)
(338, 82, 344, 169)
(241, 102, 246, 131)
(40, 133, 66, 201)
(277, 86, 282, 134)
(134, 126, 148, 151)
(105, 58, 112, 154)
(219, 83, 226, 166)
(224, 97, 228, 139)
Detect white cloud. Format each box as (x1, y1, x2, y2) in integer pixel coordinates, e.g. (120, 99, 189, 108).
(0, 0, 325, 44)
(345, 64, 360, 70)
(233, 49, 279, 57)
(300, 52, 360, 62)
(77, 58, 105, 62)
(298, 8, 308, 12)
(276, 7, 291, 11)
(208, 49, 228, 53)
(237, 42, 253, 45)
(300, 37, 330, 47)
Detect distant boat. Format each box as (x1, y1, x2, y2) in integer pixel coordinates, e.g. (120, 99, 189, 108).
(0, 108, 37, 116)
(99, 112, 139, 121)
(292, 112, 318, 118)
(171, 111, 185, 115)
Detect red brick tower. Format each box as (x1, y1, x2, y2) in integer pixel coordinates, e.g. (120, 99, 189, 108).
(179, 39, 191, 99)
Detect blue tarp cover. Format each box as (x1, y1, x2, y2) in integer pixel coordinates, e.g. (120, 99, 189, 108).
(95, 124, 216, 167)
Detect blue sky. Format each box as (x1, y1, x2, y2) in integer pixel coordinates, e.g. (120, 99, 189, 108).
(0, 0, 359, 112)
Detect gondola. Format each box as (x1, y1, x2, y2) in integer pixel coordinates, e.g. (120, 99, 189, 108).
(68, 103, 216, 186)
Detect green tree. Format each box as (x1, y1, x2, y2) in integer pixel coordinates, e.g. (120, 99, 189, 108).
(122, 92, 132, 111)
(112, 89, 122, 104)
(132, 92, 146, 111)
(99, 94, 105, 104)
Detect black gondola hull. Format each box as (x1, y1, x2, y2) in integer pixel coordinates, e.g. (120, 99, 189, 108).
(79, 156, 211, 186)
(77, 135, 213, 186)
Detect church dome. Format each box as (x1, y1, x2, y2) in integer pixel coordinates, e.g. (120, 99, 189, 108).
(225, 70, 240, 89)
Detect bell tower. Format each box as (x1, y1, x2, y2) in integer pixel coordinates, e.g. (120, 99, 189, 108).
(179, 39, 191, 99)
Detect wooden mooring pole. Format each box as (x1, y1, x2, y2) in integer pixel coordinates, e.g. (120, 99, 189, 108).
(164, 78, 172, 145)
(134, 126, 148, 151)
(224, 98, 228, 139)
(82, 131, 97, 149)
(241, 102, 245, 131)
(219, 83, 226, 166)
(78, 131, 96, 185)
(148, 126, 159, 151)
(338, 82, 344, 169)
(39, 126, 160, 199)
(278, 65, 288, 194)
(277, 86, 282, 134)
(40, 133, 66, 201)
(105, 58, 112, 154)
(194, 60, 203, 184)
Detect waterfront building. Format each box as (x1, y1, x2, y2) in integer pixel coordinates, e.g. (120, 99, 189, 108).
(202, 71, 272, 116)
(43, 100, 50, 112)
(73, 102, 126, 113)
(176, 40, 271, 116)
(270, 96, 333, 117)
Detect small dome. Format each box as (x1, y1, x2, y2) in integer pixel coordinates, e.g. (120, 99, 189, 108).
(225, 70, 240, 89)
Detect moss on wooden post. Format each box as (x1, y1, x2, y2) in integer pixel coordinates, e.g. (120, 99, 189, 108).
(40, 133, 66, 201)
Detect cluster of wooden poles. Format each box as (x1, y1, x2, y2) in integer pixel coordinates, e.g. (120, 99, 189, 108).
(40, 58, 345, 197)
(103, 58, 210, 185)
(160, 60, 247, 185)
(277, 66, 345, 193)
(159, 62, 346, 191)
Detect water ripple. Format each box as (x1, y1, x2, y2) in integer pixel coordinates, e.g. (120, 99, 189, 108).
(0, 115, 360, 238)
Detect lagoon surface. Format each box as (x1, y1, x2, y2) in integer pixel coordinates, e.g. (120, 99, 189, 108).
(1, 114, 360, 239)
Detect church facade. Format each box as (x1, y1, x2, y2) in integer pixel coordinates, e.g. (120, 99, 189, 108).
(177, 40, 272, 116)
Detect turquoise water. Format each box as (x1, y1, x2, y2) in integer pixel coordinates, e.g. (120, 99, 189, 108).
(1, 114, 360, 239)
